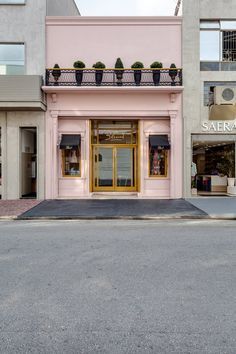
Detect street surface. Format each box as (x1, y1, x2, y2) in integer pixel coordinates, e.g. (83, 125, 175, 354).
(0, 220, 236, 354)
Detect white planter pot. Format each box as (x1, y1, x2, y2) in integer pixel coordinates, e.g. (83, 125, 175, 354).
(191, 188, 198, 195)
(227, 186, 236, 195)
(227, 178, 235, 187)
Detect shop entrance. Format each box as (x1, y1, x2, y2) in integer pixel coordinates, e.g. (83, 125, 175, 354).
(192, 136, 236, 195)
(91, 120, 138, 192)
(20, 127, 37, 198)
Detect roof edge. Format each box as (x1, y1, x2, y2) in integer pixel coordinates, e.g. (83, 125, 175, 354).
(46, 16, 182, 26)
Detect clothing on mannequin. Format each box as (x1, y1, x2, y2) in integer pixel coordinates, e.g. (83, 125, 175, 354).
(191, 162, 197, 177)
(70, 150, 78, 163)
(152, 150, 161, 175)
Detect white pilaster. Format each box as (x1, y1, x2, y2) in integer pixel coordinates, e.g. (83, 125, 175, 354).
(51, 111, 59, 199)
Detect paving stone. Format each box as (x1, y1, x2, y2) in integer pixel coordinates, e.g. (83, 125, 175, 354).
(0, 200, 42, 218)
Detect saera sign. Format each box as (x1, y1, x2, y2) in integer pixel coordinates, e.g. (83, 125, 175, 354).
(201, 121, 236, 132)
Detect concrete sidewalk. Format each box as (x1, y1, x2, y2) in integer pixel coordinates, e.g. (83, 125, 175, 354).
(1, 197, 235, 220)
(186, 197, 236, 219)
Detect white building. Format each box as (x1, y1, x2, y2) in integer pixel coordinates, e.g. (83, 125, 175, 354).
(183, 0, 236, 197)
(0, 0, 79, 199)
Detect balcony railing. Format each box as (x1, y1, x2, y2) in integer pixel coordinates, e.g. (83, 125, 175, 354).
(45, 68, 183, 87)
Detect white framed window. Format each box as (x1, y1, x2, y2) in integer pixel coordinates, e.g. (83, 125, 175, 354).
(149, 135, 170, 178)
(59, 135, 81, 177)
(0, 43, 24, 75)
(200, 20, 236, 62)
(200, 31, 220, 61)
(0, 0, 25, 4)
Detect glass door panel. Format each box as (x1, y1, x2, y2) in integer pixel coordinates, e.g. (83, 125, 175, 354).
(94, 147, 113, 188)
(116, 148, 135, 188)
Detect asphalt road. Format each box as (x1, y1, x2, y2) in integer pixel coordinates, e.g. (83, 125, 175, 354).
(0, 220, 236, 354)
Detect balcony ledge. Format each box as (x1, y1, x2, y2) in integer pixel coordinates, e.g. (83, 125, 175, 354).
(42, 86, 184, 94)
(0, 101, 46, 111)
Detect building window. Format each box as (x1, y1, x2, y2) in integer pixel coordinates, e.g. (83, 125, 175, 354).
(149, 135, 170, 177)
(60, 135, 81, 177)
(200, 20, 236, 70)
(0, 43, 24, 75)
(222, 31, 236, 62)
(0, 1, 25, 4)
(200, 31, 220, 61)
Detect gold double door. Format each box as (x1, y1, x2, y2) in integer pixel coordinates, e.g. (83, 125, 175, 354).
(91, 120, 138, 192)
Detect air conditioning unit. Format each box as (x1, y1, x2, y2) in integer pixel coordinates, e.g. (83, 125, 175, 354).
(214, 86, 236, 105)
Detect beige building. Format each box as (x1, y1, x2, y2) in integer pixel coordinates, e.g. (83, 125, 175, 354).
(183, 0, 236, 197)
(0, 0, 79, 199)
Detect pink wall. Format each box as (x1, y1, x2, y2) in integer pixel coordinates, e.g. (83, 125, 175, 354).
(45, 89, 182, 199)
(48, 90, 180, 111)
(44, 17, 183, 199)
(46, 17, 182, 69)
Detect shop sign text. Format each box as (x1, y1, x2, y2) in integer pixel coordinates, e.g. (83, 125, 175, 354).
(201, 121, 236, 132)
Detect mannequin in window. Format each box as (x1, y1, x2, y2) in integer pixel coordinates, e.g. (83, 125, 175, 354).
(152, 150, 161, 175)
(191, 161, 197, 188)
(70, 149, 78, 163)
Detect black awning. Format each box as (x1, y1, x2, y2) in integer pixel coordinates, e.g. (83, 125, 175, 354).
(149, 135, 170, 149)
(59, 134, 81, 149)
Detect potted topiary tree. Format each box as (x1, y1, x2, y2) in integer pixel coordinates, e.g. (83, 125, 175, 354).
(92, 61, 106, 86)
(169, 63, 178, 86)
(150, 61, 163, 86)
(222, 149, 235, 187)
(52, 64, 61, 85)
(131, 61, 144, 86)
(115, 58, 124, 86)
(73, 60, 85, 86)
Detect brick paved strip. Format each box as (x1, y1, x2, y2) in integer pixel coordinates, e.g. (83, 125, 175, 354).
(0, 200, 42, 218)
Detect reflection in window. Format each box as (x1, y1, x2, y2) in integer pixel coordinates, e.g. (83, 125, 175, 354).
(192, 141, 235, 194)
(200, 31, 220, 61)
(149, 146, 168, 177)
(0, 43, 24, 75)
(0, 0, 25, 3)
(92, 120, 138, 145)
(62, 148, 81, 177)
(221, 21, 236, 30)
(200, 21, 220, 29)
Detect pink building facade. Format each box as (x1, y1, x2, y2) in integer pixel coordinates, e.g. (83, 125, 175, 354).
(43, 17, 183, 199)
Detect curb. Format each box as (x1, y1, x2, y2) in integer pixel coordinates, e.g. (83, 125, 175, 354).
(0, 216, 17, 220)
(15, 215, 236, 221)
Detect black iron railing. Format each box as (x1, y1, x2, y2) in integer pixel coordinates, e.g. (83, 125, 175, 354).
(45, 68, 183, 87)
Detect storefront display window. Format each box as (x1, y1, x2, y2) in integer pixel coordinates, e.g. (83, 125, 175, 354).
(149, 135, 169, 177)
(192, 138, 235, 194)
(60, 135, 81, 177)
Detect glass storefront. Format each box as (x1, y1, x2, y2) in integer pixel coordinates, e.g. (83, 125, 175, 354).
(192, 136, 236, 195)
(91, 120, 138, 191)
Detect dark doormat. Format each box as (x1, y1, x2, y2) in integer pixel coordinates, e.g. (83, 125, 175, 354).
(18, 199, 208, 219)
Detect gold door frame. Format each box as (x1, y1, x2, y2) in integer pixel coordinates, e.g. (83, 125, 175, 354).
(90, 120, 138, 192)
